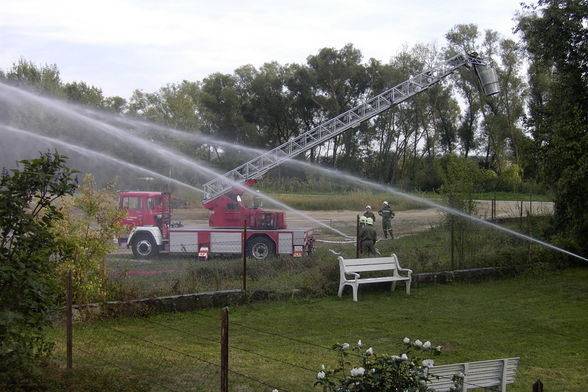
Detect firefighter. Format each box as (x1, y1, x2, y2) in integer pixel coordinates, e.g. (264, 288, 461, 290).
(252, 190, 263, 209)
(361, 217, 377, 256)
(358, 215, 367, 253)
(378, 201, 395, 239)
(363, 205, 376, 223)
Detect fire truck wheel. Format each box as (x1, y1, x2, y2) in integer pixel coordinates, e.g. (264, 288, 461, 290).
(248, 237, 275, 260)
(132, 234, 159, 259)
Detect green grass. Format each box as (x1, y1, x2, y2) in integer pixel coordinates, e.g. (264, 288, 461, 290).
(260, 191, 553, 211)
(265, 190, 427, 211)
(47, 267, 588, 391)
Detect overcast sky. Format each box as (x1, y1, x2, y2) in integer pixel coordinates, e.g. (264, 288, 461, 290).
(1, 0, 522, 99)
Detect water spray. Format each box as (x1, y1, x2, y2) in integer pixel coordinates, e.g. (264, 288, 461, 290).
(1, 125, 206, 194)
(0, 87, 348, 238)
(291, 160, 588, 263)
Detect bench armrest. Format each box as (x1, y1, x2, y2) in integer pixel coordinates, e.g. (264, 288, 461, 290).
(344, 271, 361, 280)
(398, 268, 413, 276)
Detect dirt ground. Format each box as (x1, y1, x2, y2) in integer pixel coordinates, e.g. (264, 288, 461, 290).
(172, 200, 553, 241)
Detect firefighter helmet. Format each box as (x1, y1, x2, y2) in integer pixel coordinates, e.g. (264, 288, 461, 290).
(359, 215, 367, 224)
(366, 217, 374, 225)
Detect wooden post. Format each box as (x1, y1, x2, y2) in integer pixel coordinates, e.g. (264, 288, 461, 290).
(66, 269, 73, 369)
(242, 221, 247, 293)
(220, 307, 229, 392)
(356, 215, 360, 258)
(532, 379, 543, 392)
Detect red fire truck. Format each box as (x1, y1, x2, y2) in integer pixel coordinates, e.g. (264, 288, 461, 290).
(120, 183, 314, 260)
(120, 52, 498, 260)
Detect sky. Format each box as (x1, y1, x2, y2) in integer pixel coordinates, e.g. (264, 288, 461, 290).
(0, 0, 523, 99)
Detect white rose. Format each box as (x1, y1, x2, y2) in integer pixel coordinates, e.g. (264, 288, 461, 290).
(357, 339, 363, 347)
(350, 367, 365, 377)
(320, 364, 325, 370)
(422, 359, 435, 367)
(414, 339, 423, 347)
(400, 353, 408, 361)
(392, 355, 400, 361)
(423, 341, 432, 349)
(342, 343, 350, 350)
(366, 347, 374, 355)
(403, 337, 410, 344)
(435, 345, 442, 352)
(317, 371, 326, 380)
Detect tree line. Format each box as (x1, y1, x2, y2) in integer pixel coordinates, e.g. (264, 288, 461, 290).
(1, 23, 530, 192)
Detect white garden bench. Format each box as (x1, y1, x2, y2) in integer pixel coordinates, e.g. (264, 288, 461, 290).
(337, 253, 412, 302)
(426, 357, 520, 391)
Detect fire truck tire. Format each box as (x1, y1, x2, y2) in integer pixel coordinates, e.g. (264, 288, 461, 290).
(248, 237, 275, 260)
(132, 234, 159, 259)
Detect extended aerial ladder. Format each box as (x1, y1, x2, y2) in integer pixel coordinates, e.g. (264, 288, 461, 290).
(202, 52, 499, 227)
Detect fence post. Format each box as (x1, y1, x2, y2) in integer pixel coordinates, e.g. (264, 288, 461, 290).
(242, 221, 247, 293)
(220, 307, 229, 392)
(356, 215, 360, 258)
(532, 379, 543, 392)
(450, 216, 455, 270)
(66, 269, 73, 369)
(520, 199, 524, 230)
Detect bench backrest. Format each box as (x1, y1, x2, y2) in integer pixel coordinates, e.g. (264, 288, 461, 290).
(427, 357, 519, 391)
(338, 254, 403, 278)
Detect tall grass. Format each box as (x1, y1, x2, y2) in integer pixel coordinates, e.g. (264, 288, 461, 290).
(265, 190, 428, 211)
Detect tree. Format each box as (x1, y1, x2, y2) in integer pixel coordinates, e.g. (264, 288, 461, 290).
(51, 174, 126, 304)
(2, 58, 64, 97)
(63, 81, 105, 108)
(517, 0, 588, 254)
(306, 44, 370, 169)
(0, 152, 77, 372)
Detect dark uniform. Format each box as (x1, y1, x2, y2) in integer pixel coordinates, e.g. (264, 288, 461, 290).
(360, 223, 377, 256)
(378, 204, 395, 239)
(363, 208, 376, 223)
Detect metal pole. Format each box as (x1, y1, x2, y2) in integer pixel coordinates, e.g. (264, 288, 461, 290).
(356, 215, 360, 258)
(450, 216, 455, 270)
(66, 269, 73, 369)
(242, 221, 247, 293)
(520, 199, 524, 230)
(220, 307, 229, 392)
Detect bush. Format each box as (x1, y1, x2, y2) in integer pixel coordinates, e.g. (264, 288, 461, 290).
(314, 338, 445, 392)
(0, 152, 77, 373)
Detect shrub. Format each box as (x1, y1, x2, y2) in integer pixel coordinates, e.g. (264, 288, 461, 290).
(0, 152, 77, 374)
(314, 338, 445, 392)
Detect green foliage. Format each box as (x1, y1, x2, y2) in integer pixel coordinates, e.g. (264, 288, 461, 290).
(0, 152, 77, 372)
(517, 0, 588, 254)
(52, 174, 126, 304)
(315, 339, 442, 392)
(439, 154, 477, 213)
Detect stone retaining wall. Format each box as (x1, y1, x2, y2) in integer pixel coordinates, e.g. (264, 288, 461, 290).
(68, 265, 530, 322)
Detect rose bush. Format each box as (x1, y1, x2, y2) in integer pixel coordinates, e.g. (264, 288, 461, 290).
(314, 337, 446, 392)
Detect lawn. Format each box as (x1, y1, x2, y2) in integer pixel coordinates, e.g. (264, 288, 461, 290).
(48, 266, 588, 392)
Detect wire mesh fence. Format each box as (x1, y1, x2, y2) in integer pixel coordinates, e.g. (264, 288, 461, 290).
(101, 205, 558, 304)
(52, 307, 332, 391)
